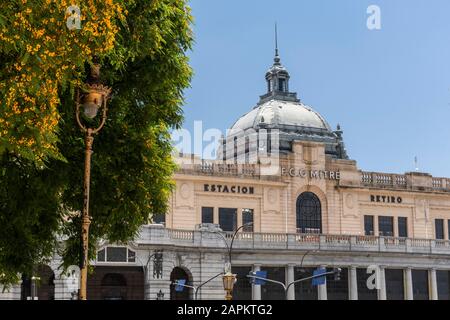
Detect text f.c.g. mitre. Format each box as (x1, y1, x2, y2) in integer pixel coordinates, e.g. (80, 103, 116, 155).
(281, 167, 340, 180)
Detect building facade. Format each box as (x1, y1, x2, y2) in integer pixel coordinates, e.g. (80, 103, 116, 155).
(3, 50, 450, 301)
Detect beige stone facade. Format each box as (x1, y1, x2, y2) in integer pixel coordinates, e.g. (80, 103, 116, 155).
(169, 140, 450, 241)
(3, 49, 450, 301)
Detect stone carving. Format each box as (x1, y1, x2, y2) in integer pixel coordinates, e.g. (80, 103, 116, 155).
(153, 250, 163, 279)
(303, 146, 318, 165)
(176, 182, 194, 208)
(346, 193, 354, 209)
(267, 188, 277, 204)
(180, 183, 191, 199)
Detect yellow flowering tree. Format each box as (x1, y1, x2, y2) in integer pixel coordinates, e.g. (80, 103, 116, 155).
(0, 0, 126, 162)
(0, 0, 193, 287)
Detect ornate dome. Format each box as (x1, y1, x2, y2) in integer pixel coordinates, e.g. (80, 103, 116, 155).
(222, 43, 349, 160)
(230, 99, 332, 133)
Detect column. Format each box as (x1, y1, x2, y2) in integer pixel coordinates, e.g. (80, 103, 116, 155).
(318, 265, 327, 300)
(252, 264, 261, 300)
(393, 218, 398, 238)
(374, 217, 379, 236)
(237, 208, 242, 232)
(349, 266, 358, 300)
(11, 282, 22, 300)
(286, 264, 295, 300)
(405, 268, 413, 300)
(144, 271, 152, 300)
(430, 269, 438, 300)
(378, 266, 387, 300)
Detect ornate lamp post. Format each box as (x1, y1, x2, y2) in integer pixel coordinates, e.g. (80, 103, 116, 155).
(207, 223, 252, 300)
(75, 63, 111, 300)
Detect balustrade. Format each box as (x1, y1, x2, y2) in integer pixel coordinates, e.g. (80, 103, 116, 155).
(141, 226, 450, 255)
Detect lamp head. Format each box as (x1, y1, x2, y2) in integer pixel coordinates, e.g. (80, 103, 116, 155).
(82, 90, 103, 119)
(80, 63, 111, 120)
(222, 272, 237, 292)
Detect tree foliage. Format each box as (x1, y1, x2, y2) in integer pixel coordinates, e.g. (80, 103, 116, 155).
(0, 0, 193, 287)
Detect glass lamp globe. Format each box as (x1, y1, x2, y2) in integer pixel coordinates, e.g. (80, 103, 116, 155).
(82, 91, 103, 119)
(222, 272, 236, 292)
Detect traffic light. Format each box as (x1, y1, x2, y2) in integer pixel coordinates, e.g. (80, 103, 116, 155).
(333, 268, 342, 281)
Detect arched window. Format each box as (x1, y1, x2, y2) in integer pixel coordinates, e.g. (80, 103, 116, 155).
(267, 129, 271, 154)
(278, 78, 286, 92)
(21, 265, 55, 300)
(96, 247, 136, 263)
(296, 192, 322, 234)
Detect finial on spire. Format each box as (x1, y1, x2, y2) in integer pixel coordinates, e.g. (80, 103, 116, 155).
(274, 23, 280, 64)
(275, 23, 278, 56)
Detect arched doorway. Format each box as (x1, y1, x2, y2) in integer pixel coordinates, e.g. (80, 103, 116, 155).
(170, 267, 192, 300)
(87, 266, 145, 300)
(21, 265, 55, 300)
(296, 192, 322, 234)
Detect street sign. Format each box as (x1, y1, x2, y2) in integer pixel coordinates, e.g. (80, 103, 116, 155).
(312, 268, 326, 286)
(175, 279, 186, 292)
(254, 271, 267, 285)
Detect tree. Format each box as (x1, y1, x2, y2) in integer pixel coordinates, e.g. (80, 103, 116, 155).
(0, 0, 193, 287)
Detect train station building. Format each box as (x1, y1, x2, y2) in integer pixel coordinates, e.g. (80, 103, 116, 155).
(3, 49, 450, 300)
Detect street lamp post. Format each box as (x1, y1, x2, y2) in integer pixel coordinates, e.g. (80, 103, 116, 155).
(298, 250, 318, 273)
(206, 223, 253, 300)
(75, 63, 111, 300)
(207, 223, 253, 271)
(227, 223, 252, 269)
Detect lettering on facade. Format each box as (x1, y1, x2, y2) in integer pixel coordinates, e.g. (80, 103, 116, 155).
(281, 167, 340, 180)
(204, 184, 254, 194)
(370, 195, 402, 204)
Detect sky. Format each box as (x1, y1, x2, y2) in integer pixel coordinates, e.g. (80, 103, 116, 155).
(180, 0, 450, 177)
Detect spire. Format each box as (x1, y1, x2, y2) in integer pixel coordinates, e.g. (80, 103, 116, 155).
(258, 24, 299, 104)
(274, 23, 280, 64)
(275, 23, 278, 56)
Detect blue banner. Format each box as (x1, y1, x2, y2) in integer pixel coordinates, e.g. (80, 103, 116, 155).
(312, 268, 326, 286)
(175, 279, 186, 292)
(254, 271, 267, 285)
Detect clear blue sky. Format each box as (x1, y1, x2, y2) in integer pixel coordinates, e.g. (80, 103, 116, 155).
(181, 0, 450, 177)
